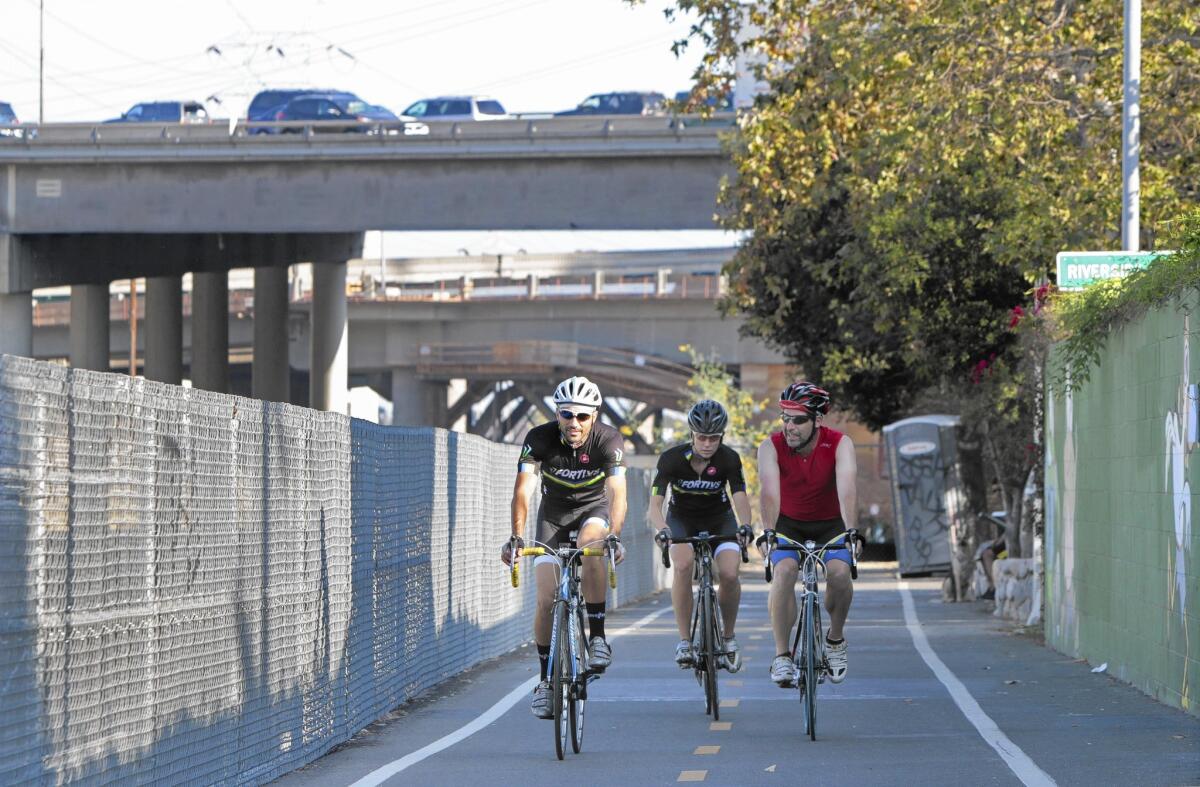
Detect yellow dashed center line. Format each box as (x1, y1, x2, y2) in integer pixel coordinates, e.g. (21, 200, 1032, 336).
(694, 745, 720, 755)
(749, 634, 764, 640)
(726, 679, 744, 686)
(719, 699, 739, 708)
(710, 721, 732, 731)
(678, 770, 707, 782)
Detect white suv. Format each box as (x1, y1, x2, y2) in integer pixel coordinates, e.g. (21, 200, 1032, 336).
(400, 96, 509, 122)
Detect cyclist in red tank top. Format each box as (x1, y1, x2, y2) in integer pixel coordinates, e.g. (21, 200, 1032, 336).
(757, 381, 859, 687)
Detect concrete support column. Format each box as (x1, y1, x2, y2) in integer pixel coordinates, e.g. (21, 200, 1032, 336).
(252, 265, 290, 402)
(191, 271, 229, 393)
(447, 378, 468, 432)
(311, 261, 348, 414)
(144, 275, 182, 384)
(70, 283, 109, 371)
(391, 370, 450, 427)
(656, 268, 670, 297)
(0, 293, 33, 358)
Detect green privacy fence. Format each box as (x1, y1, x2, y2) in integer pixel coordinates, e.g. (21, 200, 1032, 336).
(1044, 290, 1199, 714)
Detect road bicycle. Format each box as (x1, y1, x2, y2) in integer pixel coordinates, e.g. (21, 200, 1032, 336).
(761, 528, 859, 741)
(511, 533, 617, 760)
(655, 527, 749, 720)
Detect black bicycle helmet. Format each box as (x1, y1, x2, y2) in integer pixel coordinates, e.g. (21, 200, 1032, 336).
(687, 399, 729, 434)
(779, 381, 831, 415)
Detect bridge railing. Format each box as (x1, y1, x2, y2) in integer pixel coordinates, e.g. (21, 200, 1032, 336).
(342, 270, 729, 302)
(0, 114, 736, 150)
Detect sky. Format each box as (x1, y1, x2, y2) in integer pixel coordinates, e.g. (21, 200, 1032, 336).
(0, 0, 706, 122)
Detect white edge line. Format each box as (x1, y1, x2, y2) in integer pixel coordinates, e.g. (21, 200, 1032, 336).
(898, 581, 1056, 787)
(348, 602, 673, 787)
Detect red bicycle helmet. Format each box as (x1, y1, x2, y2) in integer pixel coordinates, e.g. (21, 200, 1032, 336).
(779, 381, 831, 415)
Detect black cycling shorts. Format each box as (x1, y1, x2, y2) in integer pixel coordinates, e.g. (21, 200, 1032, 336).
(536, 501, 611, 548)
(665, 508, 739, 542)
(774, 514, 845, 545)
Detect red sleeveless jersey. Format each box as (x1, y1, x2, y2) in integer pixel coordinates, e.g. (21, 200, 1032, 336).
(770, 426, 844, 520)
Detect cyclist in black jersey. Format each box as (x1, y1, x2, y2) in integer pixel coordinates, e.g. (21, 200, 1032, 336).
(500, 376, 628, 719)
(650, 400, 753, 672)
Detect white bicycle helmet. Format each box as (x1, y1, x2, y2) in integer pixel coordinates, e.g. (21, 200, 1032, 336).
(552, 376, 602, 408)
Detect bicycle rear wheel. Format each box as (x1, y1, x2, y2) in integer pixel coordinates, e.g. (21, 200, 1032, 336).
(802, 592, 818, 740)
(552, 604, 569, 760)
(569, 608, 587, 754)
(702, 588, 720, 720)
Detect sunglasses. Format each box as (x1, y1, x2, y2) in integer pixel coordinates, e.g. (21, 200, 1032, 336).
(780, 412, 812, 425)
(558, 409, 593, 422)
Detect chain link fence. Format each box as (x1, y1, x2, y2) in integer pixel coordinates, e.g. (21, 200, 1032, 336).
(0, 356, 659, 785)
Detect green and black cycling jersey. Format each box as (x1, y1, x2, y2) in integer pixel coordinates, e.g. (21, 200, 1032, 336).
(518, 421, 627, 514)
(652, 442, 747, 518)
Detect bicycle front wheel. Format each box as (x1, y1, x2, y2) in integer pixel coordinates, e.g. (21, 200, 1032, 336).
(802, 592, 818, 740)
(702, 588, 720, 720)
(552, 604, 569, 760)
(569, 608, 587, 754)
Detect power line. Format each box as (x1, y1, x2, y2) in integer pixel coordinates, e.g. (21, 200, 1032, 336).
(466, 34, 672, 95)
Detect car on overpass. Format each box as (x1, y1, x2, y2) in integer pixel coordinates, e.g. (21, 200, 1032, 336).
(105, 100, 210, 124)
(273, 93, 405, 134)
(555, 91, 666, 117)
(400, 95, 510, 122)
(0, 101, 20, 138)
(245, 88, 361, 134)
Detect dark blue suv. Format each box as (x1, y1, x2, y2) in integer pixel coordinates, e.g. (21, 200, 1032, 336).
(272, 93, 398, 134)
(246, 88, 360, 134)
(555, 92, 666, 117)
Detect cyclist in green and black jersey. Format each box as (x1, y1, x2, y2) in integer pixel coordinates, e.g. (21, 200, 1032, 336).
(500, 376, 628, 719)
(649, 400, 753, 672)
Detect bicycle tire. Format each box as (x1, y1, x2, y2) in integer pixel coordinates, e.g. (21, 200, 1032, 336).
(803, 592, 818, 741)
(702, 587, 720, 721)
(552, 603, 569, 760)
(570, 607, 586, 754)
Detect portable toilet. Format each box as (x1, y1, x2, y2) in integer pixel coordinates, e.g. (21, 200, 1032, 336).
(882, 415, 964, 576)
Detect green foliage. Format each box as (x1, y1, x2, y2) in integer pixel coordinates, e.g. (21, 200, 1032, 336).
(639, 0, 1199, 434)
(678, 346, 772, 503)
(1052, 209, 1200, 391)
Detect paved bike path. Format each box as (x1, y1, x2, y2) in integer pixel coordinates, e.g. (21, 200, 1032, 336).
(271, 566, 1199, 786)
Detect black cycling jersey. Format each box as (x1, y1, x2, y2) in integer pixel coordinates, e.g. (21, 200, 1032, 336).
(518, 420, 627, 514)
(651, 442, 747, 518)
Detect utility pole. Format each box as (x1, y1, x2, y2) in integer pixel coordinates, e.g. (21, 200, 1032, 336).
(1122, 0, 1141, 251)
(129, 279, 138, 376)
(39, 0, 45, 123)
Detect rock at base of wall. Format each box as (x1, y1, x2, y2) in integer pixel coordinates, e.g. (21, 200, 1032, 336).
(993, 558, 1036, 623)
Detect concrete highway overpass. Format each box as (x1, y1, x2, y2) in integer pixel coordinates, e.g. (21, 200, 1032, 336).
(1, 115, 736, 410)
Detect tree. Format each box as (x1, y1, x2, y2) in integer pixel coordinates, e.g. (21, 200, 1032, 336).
(636, 0, 1200, 533)
(677, 347, 773, 520)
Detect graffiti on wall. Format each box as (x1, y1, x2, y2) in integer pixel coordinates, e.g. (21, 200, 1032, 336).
(896, 446, 952, 568)
(1165, 313, 1194, 710)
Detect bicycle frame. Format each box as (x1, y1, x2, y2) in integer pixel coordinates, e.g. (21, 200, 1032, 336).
(657, 530, 748, 719)
(762, 529, 858, 740)
(510, 534, 616, 759)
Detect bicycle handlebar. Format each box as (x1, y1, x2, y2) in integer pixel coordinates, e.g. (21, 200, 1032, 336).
(508, 538, 614, 589)
(760, 529, 861, 582)
(654, 528, 751, 569)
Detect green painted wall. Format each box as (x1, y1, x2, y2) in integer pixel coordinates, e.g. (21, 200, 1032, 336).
(1045, 291, 1200, 714)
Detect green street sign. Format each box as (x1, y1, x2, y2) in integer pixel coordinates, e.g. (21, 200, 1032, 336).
(1055, 251, 1170, 291)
